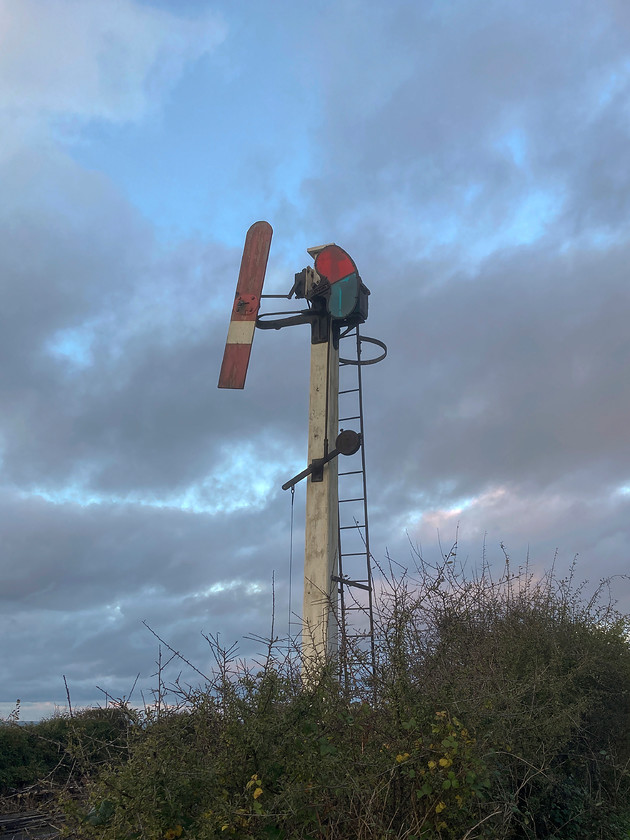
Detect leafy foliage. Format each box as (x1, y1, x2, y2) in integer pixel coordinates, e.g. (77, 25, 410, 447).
(8, 554, 630, 839)
(0, 707, 130, 797)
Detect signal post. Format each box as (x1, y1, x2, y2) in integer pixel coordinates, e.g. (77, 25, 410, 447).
(302, 279, 339, 666)
(219, 223, 370, 670)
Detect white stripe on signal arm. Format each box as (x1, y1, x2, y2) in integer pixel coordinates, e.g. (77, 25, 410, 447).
(226, 321, 256, 344)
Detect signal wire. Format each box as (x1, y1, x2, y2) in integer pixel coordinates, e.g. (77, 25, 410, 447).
(288, 484, 295, 647)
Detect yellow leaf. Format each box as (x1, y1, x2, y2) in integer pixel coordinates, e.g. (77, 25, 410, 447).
(253, 787, 263, 799)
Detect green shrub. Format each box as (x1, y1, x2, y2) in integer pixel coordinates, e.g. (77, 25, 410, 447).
(0, 706, 131, 796)
(25, 557, 630, 838)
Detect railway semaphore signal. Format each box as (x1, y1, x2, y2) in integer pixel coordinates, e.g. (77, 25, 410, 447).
(218, 222, 386, 672)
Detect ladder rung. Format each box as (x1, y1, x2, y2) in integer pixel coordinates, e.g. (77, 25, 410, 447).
(337, 580, 371, 592)
(339, 415, 360, 421)
(340, 524, 365, 530)
(339, 470, 362, 476)
(333, 574, 369, 585)
(340, 497, 365, 503)
(339, 388, 360, 394)
(340, 552, 367, 557)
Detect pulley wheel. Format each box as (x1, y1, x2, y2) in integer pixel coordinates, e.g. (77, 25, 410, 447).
(335, 429, 361, 456)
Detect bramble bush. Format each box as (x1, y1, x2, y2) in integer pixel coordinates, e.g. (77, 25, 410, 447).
(369, 550, 630, 838)
(0, 707, 130, 797)
(11, 551, 630, 839)
(0, 705, 131, 821)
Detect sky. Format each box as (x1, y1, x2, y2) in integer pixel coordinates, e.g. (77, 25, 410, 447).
(1, 0, 630, 719)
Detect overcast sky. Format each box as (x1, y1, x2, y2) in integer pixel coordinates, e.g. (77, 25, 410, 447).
(2, 0, 630, 719)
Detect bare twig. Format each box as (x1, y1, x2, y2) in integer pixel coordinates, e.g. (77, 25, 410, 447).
(63, 676, 73, 718)
(142, 620, 211, 682)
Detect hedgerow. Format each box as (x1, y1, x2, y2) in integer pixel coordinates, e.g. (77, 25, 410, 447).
(0, 706, 130, 805)
(10, 551, 630, 839)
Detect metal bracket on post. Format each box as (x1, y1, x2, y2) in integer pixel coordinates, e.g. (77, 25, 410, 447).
(255, 303, 330, 344)
(282, 430, 361, 490)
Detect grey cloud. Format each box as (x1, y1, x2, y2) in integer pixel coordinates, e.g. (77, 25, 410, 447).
(3, 0, 630, 711)
(0, 148, 311, 497)
(0, 489, 292, 704)
(0, 491, 291, 610)
(0, 0, 226, 121)
(305, 1, 630, 253)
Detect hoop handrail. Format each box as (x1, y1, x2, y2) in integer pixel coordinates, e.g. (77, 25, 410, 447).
(339, 335, 387, 366)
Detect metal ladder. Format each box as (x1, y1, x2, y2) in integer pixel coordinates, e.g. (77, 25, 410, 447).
(333, 325, 376, 681)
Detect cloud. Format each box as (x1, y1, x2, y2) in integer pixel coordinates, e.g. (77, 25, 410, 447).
(0, 139, 308, 503)
(303, 0, 630, 260)
(369, 237, 630, 503)
(0, 0, 226, 124)
(0, 485, 291, 706)
(0, 0, 309, 711)
(407, 481, 630, 587)
(2, 0, 630, 713)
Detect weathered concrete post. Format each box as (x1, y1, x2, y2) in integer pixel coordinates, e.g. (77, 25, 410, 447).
(302, 328, 339, 666)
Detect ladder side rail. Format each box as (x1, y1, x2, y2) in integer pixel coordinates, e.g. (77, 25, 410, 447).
(355, 325, 376, 675)
(336, 329, 358, 686)
(336, 326, 376, 687)
(338, 509, 349, 686)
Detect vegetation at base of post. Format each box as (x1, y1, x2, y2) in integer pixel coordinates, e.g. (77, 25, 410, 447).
(4, 552, 630, 839)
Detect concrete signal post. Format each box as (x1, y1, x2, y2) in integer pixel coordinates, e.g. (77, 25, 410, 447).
(219, 223, 370, 670)
(300, 264, 340, 667)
